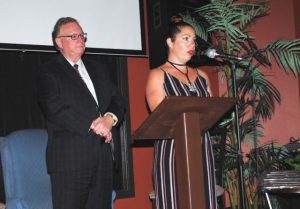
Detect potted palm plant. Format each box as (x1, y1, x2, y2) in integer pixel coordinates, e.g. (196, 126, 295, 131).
(180, 0, 300, 208)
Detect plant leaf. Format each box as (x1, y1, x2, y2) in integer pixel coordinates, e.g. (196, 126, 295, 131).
(266, 39, 300, 76)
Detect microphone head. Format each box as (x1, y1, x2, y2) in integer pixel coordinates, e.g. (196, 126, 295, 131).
(205, 48, 217, 58)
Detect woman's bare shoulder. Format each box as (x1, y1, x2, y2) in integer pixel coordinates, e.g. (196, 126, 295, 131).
(195, 67, 209, 80)
(148, 66, 165, 78)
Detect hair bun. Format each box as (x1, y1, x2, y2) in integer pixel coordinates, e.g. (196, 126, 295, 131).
(170, 15, 183, 24)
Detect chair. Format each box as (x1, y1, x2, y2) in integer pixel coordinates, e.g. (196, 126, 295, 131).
(0, 129, 52, 209)
(0, 129, 116, 209)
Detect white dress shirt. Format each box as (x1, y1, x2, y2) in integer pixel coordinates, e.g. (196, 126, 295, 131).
(67, 58, 118, 126)
(68, 59, 98, 105)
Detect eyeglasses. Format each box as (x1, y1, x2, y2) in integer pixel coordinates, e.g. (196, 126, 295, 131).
(57, 33, 87, 41)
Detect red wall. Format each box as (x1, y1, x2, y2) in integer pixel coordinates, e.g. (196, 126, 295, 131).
(294, 0, 300, 103)
(114, 57, 153, 209)
(114, 0, 300, 208)
(115, 0, 154, 208)
(254, 0, 300, 144)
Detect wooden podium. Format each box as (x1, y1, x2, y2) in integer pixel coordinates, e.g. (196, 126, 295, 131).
(132, 96, 236, 209)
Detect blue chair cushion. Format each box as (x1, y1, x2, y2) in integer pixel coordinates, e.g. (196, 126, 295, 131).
(0, 129, 52, 209)
(0, 129, 116, 209)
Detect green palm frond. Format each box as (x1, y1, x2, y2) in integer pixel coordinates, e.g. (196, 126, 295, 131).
(239, 118, 264, 147)
(193, 0, 269, 53)
(237, 65, 281, 120)
(180, 1, 300, 208)
(195, 0, 247, 46)
(266, 39, 300, 76)
(241, 37, 271, 66)
(180, 13, 208, 41)
(224, 143, 239, 171)
(235, 2, 270, 30)
(246, 143, 290, 174)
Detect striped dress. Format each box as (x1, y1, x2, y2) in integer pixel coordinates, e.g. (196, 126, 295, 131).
(153, 69, 217, 209)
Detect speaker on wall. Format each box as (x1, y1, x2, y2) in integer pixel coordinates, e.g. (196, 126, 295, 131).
(147, 0, 210, 69)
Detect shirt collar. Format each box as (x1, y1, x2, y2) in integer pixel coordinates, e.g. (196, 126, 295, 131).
(66, 58, 82, 68)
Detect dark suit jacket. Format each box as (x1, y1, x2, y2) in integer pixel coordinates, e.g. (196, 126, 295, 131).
(37, 54, 125, 172)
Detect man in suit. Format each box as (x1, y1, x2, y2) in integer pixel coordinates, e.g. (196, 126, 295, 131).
(37, 17, 125, 209)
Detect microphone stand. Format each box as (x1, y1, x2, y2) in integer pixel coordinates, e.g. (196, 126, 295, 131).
(203, 47, 246, 208)
(228, 59, 246, 209)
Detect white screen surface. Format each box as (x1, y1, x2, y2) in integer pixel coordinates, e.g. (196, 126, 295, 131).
(0, 0, 145, 56)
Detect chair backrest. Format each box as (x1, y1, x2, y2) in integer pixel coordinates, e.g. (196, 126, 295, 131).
(0, 129, 52, 209)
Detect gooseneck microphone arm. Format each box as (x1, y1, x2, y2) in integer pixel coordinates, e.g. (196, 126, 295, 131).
(204, 48, 243, 61)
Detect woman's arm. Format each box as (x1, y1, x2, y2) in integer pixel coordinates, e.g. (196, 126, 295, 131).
(197, 69, 213, 97)
(145, 68, 165, 112)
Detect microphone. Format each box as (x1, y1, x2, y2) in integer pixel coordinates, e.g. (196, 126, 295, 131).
(203, 48, 243, 61)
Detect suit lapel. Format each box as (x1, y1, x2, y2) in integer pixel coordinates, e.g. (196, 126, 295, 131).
(57, 55, 99, 106)
(83, 60, 103, 108)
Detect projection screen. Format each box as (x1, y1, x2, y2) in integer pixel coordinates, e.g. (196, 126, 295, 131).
(0, 0, 146, 56)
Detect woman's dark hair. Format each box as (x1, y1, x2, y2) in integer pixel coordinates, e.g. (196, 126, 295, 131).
(52, 17, 80, 49)
(166, 16, 194, 42)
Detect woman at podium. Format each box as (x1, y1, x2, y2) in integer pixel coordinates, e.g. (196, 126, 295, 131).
(146, 17, 218, 209)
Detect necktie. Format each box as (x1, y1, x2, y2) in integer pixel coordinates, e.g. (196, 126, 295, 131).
(73, 64, 84, 81)
(73, 64, 79, 75)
